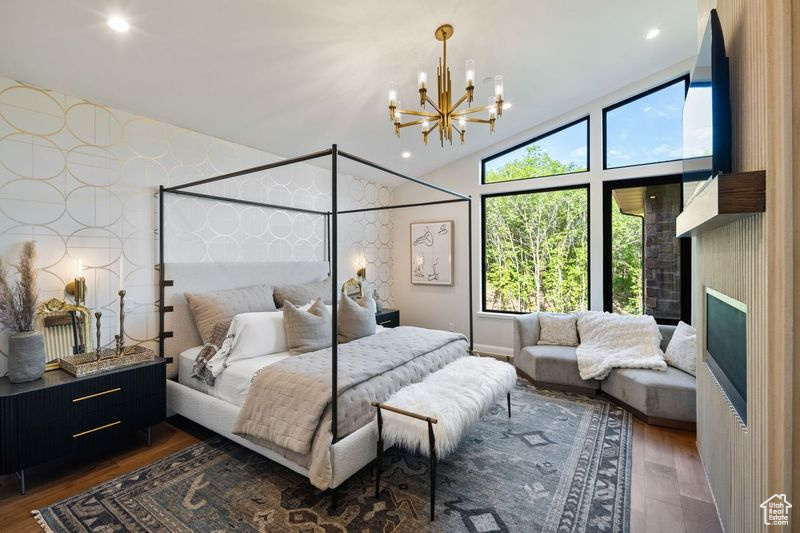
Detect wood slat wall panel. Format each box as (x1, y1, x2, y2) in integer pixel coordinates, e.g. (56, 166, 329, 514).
(696, 1, 795, 531)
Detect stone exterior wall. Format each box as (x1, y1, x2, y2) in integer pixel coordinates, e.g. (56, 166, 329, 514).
(643, 184, 681, 320)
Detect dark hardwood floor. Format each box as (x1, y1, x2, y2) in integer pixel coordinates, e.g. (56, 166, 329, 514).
(0, 417, 722, 532)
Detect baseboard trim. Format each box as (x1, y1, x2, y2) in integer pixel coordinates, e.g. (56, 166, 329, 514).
(473, 343, 513, 357)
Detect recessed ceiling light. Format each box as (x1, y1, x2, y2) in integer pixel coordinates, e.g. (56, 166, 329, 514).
(401, 151, 411, 159)
(502, 102, 512, 110)
(646, 28, 660, 40)
(107, 16, 130, 33)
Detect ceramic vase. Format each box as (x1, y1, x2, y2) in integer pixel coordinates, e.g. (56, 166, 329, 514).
(7, 330, 45, 383)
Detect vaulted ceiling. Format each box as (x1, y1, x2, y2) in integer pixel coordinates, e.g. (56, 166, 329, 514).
(0, 0, 697, 180)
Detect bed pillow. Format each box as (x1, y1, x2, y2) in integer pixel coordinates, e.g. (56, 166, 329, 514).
(191, 319, 232, 384)
(537, 313, 579, 346)
(185, 284, 276, 343)
(664, 321, 697, 376)
(273, 277, 332, 309)
(337, 294, 376, 343)
(283, 298, 332, 354)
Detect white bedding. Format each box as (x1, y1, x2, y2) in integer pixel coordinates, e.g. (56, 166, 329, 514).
(178, 347, 290, 406)
(178, 324, 387, 406)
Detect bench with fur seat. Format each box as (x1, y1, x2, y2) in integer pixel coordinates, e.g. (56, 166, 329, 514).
(372, 356, 516, 521)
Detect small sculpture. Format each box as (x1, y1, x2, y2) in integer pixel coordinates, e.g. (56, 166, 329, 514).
(95, 311, 102, 360)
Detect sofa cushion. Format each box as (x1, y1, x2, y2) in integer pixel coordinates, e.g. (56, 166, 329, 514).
(602, 366, 696, 422)
(518, 345, 600, 391)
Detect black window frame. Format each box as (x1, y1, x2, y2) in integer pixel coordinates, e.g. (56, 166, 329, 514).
(480, 116, 590, 185)
(481, 183, 591, 315)
(602, 174, 692, 325)
(602, 75, 690, 170)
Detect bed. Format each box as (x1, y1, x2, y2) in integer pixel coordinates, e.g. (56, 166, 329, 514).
(163, 261, 469, 490)
(160, 147, 474, 493)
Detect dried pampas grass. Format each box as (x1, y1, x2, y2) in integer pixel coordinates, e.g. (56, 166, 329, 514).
(0, 241, 39, 332)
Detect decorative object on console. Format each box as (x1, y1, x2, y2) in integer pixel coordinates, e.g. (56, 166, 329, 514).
(342, 277, 363, 299)
(373, 289, 383, 313)
(59, 345, 156, 378)
(0, 241, 44, 383)
(36, 298, 93, 370)
(411, 221, 453, 285)
(387, 24, 507, 146)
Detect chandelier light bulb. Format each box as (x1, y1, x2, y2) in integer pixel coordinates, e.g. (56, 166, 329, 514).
(458, 118, 467, 130)
(465, 59, 475, 87)
(494, 75, 504, 99)
(418, 65, 428, 89)
(388, 82, 398, 106)
(394, 102, 402, 124)
(107, 15, 130, 32)
(421, 120, 429, 132)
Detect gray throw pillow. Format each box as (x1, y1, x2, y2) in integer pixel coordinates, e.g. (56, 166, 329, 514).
(337, 294, 376, 343)
(273, 277, 333, 309)
(185, 284, 275, 343)
(283, 298, 332, 354)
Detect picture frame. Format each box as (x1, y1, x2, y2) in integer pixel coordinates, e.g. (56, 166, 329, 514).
(410, 220, 453, 285)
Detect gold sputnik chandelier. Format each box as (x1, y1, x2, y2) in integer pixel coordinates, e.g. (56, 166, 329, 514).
(388, 24, 506, 146)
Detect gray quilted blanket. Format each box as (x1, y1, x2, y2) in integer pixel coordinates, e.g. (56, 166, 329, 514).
(232, 326, 467, 488)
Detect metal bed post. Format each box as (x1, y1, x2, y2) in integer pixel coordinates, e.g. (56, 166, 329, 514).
(331, 144, 339, 445)
(468, 197, 474, 353)
(158, 185, 165, 358)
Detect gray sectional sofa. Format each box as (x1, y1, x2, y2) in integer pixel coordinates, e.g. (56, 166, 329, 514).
(512, 313, 696, 430)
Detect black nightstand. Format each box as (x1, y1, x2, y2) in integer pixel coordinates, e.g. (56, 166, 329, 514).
(0, 358, 166, 494)
(376, 308, 400, 328)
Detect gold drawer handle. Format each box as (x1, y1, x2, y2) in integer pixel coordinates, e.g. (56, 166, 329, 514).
(73, 420, 121, 438)
(379, 320, 394, 325)
(72, 387, 122, 403)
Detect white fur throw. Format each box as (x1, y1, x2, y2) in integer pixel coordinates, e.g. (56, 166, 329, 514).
(576, 311, 666, 380)
(378, 356, 517, 458)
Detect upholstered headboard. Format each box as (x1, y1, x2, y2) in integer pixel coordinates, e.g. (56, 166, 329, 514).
(162, 261, 329, 377)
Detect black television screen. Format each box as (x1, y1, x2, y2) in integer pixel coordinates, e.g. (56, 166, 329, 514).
(683, 9, 732, 192)
(705, 288, 747, 424)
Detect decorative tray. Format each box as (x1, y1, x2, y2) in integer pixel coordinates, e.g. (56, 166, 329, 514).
(59, 345, 155, 377)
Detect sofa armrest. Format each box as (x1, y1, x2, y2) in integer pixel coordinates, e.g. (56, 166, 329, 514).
(513, 313, 540, 358)
(658, 324, 676, 352)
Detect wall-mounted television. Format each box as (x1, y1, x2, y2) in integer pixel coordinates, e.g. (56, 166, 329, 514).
(705, 287, 747, 425)
(683, 9, 732, 194)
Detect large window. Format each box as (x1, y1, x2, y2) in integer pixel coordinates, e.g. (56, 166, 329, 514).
(482, 117, 589, 184)
(603, 176, 691, 324)
(603, 76, 689, 169)
(482, 186, 589, 313)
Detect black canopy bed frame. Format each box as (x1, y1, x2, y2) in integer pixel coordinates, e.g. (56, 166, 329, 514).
(157, 144, 473, 496)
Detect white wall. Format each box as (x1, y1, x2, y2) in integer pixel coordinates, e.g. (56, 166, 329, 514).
(392, 58, 695, 355)
(0, 76, 394, 375)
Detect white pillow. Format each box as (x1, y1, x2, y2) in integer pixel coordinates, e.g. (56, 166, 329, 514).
(664, 321, 697, 376)
(204, 311, 288, 380)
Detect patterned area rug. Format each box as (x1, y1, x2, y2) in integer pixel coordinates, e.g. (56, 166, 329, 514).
(35, 381, 632, 532)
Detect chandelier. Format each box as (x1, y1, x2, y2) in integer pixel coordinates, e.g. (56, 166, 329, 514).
(387, 24, 506, 146)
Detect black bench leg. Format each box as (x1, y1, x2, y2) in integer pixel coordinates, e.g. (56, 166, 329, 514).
(428, 420, 437, 522)
(507, 392, 511, 418)
(375, 407, 384, 499)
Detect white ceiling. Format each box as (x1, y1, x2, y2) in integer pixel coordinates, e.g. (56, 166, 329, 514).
(0, 0, 697, 183)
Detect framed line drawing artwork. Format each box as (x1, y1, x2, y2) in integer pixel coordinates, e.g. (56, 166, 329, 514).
(410, 220, 453, 285)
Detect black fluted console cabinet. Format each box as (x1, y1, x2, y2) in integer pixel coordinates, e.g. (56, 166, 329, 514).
(0, 358, 166, 494)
